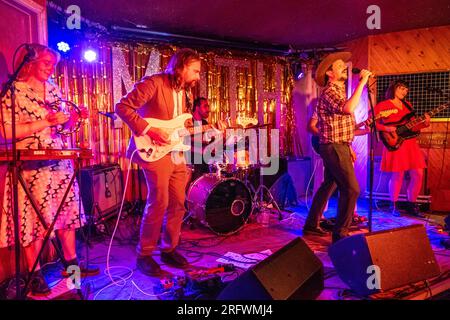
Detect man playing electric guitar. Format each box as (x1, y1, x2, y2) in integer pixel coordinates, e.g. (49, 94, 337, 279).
(374, 79, 430, 218)
(115, 49, 201, 276)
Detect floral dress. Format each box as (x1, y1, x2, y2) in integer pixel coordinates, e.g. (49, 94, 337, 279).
(0, 81, 84, 248)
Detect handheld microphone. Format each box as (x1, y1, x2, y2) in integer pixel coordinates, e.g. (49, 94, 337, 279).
(98, 111, 117, 119)
(352, 67, 376, 78)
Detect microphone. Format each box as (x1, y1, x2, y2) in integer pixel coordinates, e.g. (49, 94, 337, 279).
(24, 44, 37, 61)
(352, 67, 376, 78)
(99, 111, 123, 129)
(98, 111, 117, 119)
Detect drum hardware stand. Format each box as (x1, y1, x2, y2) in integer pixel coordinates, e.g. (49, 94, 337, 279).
(250, 167, 283, 221)
(22, 155, 85, 298)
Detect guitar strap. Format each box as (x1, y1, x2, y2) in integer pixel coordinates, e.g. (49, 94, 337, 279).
(401, 99, 415, 115)
(185, 89, 192, 113)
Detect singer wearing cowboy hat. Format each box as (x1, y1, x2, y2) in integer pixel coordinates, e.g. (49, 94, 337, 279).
(302, 52, 372, 243)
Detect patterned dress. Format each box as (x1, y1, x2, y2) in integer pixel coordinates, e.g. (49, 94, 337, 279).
(0, 81, 84, 248)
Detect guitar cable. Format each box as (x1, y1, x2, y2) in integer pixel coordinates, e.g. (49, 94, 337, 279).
(104, 149, 138, 287)
(305, 157, 319, 210)
(96, 149, 171, 300)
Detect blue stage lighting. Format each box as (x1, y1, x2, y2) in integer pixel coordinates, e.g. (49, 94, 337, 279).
(57, 41, 71, 53)
(83, 49, 97, 62)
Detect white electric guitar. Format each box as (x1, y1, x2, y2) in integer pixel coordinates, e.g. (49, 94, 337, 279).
(134, 113, 260, 162)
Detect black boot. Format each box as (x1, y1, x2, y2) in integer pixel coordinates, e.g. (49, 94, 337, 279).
(136, 255, 161, 276)
(30, 269, 51, 296)
(406, 202, 426, 218)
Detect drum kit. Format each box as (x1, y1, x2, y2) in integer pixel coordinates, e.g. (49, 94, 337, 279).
(185, 123, 281, 236)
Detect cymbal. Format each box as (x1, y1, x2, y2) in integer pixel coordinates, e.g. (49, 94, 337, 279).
(244, 123, 270, 129)
(226, 123, 270, 129)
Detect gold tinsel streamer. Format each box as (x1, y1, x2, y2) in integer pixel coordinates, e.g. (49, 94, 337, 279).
(54, 41, 295, 202)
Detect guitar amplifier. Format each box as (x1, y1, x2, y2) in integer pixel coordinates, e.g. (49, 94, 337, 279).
(78, 163, 124, 223)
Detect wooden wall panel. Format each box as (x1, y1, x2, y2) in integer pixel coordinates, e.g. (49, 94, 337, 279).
(0, 0, 47, 84)
(420, 122, 450, 189)
(369, 25, 450, 75)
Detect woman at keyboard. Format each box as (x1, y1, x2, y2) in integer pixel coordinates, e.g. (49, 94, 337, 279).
(0, 44, 98, 296)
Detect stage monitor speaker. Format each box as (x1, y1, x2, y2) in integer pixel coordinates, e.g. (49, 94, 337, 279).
(78, 163, 124, 223)
(217, 237, 324, 300)
(328, 224, 440, 296)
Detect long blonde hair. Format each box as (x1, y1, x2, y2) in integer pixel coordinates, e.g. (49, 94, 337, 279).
(14, 43, 60, 81)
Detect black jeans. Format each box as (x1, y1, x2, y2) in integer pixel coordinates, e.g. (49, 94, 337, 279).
(305, 143, 360, 239)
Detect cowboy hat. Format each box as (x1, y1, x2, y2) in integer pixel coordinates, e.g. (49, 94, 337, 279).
(315, 51, 352, 87)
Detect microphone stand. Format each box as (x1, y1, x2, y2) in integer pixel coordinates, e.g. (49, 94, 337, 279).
(0, 53, 34, 299)
(366, 81, 378, 232)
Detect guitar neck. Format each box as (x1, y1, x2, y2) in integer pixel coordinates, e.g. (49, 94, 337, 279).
(404, 103, 449, 129)
(405, 115, 426, 129)
(355, 114, 383, 129)
(355, 121, 366, 129)
(183, 124, 215, 136)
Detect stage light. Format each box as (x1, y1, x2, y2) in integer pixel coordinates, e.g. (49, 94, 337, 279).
(83, 49, 97, 62)
(297, 71, 305, 80)
(57, 41, 71, 53)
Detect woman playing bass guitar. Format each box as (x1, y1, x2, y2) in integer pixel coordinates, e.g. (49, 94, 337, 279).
(374, 80, 430, 218)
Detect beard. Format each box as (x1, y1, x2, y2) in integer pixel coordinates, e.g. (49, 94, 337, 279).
(185, 80, 197, 88)
(338, 73, 348, 81)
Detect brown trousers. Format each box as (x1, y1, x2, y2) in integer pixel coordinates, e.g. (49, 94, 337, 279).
(136, 153, 188, 256)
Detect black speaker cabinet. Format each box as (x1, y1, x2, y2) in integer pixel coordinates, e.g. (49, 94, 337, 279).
(328, 224, 440, 296)
(248, 157, 310, 208)
(78, 163, 124, 223)
(217, 237, 324, 300)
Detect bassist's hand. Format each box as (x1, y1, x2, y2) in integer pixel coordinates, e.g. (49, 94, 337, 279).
(147, 127, 170, 145)
(424, 113, 431, 127)
(382, 126, 396, 133)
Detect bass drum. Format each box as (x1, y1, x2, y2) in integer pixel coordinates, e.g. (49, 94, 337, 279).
(186, 174, 253, 235)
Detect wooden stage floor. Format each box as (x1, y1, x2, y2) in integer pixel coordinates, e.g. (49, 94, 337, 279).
(26, 198, 450, 301)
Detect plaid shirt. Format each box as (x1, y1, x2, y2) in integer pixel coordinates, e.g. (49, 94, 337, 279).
(317, 82, 355, 144)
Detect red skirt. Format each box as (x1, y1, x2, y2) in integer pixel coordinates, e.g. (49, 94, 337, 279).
(381, 138, 426, 172)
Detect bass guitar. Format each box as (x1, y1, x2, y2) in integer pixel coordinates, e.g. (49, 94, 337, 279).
(379, 103, 449, 151)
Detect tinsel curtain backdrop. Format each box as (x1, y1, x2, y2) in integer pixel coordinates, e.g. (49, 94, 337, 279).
(53, 42, 302, 201)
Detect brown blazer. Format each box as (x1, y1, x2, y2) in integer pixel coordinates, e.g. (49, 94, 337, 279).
(115, 73, 189, 158)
